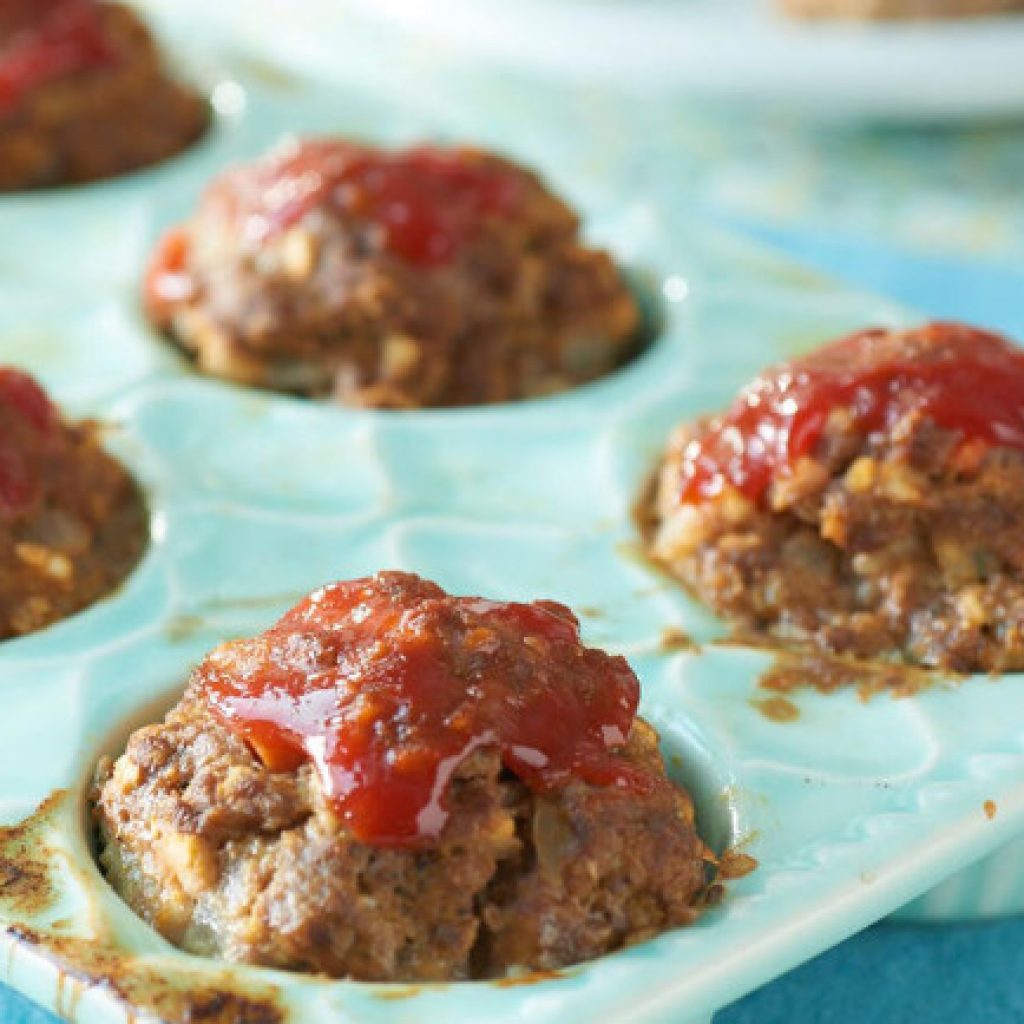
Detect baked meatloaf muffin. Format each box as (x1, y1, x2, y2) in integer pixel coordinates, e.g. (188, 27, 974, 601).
(94, 572, 708, 980)
(780, 0, 1024, 18)
(0, 0, 208, 190)
(0, 366, 146, 638)
(645, 323, 1024, 672)
(144, 137, 641, 408)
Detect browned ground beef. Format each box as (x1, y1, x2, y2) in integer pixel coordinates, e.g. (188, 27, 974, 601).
(93, 700, 706, 980)
(0, 370, 146, 639)
(780, 0, 1024, 16)
(0, 3, 208, 190)
(646, 324, 1024, 672)
(144, 139, 641, 408)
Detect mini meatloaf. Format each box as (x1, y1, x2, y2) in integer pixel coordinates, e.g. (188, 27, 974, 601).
(645, 323, 1024, 672)
(0, 0, 208, 190)
(780, 0, 1024, 16)
(0, 366, 146, 638)
(93, 572, 708, 981)
(144, 138, 641, 408)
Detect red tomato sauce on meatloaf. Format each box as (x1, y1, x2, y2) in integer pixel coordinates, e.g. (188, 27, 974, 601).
(0, 366, 59, 516)
(199, 572, 657, 847)
(679, 323, 1024, 505)
(199, 138, 524, 266)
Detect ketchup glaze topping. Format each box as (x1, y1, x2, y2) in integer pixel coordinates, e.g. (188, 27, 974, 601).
(679, 323, 1024, 506)
(198, 572, 654, 848)
(0, 0, 116, 115)
(0, 367, 58, 517)
(206, 138, 525, 267)
(144, 227, 193, 319)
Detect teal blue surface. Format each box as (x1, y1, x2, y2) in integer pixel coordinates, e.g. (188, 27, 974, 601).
(2, 3, 1024, 1022)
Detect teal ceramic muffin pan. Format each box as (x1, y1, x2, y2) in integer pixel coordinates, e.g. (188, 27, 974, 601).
(3, 4, 1024, 1023)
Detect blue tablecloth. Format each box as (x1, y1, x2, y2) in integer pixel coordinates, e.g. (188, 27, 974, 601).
(720, 918, 1024, 1022)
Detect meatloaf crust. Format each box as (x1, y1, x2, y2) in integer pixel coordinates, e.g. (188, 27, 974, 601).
(645, 324, 1024, 672)
(0, 368, 146, 639)
(93, 573, 708, 981)
(0, 2, 208, 190)
(95, 706, 703, 980)
(145, 139, 641, 408)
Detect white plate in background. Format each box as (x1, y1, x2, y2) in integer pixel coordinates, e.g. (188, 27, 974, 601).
(338, 0, 1024, 118)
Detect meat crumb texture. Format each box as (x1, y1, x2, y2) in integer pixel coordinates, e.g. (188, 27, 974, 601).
(0, 0, 209, 190)
(93, 572, 709, 981)
(145, 138, 642, 408)
(0, 366, 147, 639)
(645, 323, 1024, 672)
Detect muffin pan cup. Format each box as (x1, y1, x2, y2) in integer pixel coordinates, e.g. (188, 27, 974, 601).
(2, 6, 1024, 1023)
